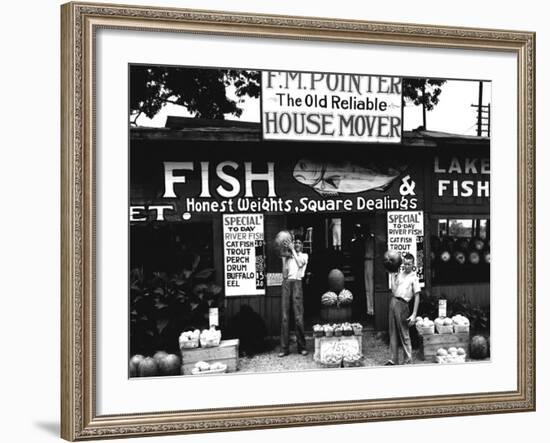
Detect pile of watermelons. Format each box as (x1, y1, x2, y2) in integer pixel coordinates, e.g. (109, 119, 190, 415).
(430, 235, 490, 284)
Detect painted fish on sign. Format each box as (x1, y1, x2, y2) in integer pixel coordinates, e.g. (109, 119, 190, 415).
(293, 159, 406, 196)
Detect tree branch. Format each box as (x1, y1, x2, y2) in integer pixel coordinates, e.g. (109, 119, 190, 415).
(131, 111, 143, 126)
(159, 98, 185, 106)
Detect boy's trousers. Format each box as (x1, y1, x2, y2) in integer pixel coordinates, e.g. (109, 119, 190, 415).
(388, 296, 413, 364)
(280, 279, 306, 353)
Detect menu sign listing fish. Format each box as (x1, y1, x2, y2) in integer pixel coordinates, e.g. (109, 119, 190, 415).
(262, 70, 402, 143)
(387, 211, 425, 285)
(223, 214, 266, 296)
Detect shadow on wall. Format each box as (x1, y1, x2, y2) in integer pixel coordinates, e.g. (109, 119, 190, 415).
(225, 305, 273, 357)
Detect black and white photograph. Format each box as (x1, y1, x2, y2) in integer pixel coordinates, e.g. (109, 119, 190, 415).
(2, 0, 545, 441)
(128, 65, 491, 377)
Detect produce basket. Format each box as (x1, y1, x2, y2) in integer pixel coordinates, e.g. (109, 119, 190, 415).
(180, 339, 199, 349)
(435, 355, 466, 364)
(191, 363, 227, 375)
(416, 325, 435, 335)
(454, 324, 470, 333)
(435, 324, 454, 334)
(200, 337, 221, 348)
(334, 329, 343, 337)
(314, 330, 325, 338)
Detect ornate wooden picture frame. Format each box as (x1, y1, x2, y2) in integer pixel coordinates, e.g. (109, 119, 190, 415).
(61, 1, 535, 440)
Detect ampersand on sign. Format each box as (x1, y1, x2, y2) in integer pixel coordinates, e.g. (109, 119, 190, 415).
(399, 175, 416, 196)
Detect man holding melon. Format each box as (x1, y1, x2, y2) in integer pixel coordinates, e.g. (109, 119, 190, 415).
(386, 252, 421, 365)
(278, 234, 309, 357)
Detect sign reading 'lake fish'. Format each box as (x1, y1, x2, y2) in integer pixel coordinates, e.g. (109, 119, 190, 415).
(261, 71, 402, 143)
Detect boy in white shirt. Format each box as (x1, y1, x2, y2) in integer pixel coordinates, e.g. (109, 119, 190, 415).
(279, 235, 309, 357)
(386, 253, 421, 365)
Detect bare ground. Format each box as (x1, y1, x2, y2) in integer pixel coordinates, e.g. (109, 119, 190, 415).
(237, 331, 435, 373)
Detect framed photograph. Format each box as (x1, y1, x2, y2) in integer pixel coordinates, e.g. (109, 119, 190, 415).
(61, 1, 535, 440)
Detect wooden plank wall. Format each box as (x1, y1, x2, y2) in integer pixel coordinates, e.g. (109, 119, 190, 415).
(431, 283, 490, 308)
(373, 212, 391, 331)
(223, 292, 283, 337)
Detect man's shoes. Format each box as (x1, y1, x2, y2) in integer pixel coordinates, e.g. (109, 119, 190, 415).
(278, 352, 289, 358)
(300, 350, 309, 356)
(384, 359, 395, 366)
(403, 359, 413, 365)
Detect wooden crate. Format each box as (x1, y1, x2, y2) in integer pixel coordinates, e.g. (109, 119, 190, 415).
(314, 335, 362, 362)
(180, 339, 239, 375)
(419, 332, 469, 361)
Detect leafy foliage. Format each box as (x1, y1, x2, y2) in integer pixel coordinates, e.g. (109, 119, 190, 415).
(411, 292, 489, 349)
(417, 292, 490, 332)
(130, 258, 223, 356)
(130, 66, 260, 123)
(402, 78, 447, 114)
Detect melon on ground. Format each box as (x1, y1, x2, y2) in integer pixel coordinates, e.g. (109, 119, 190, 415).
(470, 335, 490, 359)
(138, 357, 159, 377)
(153, 350, 168, 365)
(129, 354, 145, 377)
(159, 354, 181, 376)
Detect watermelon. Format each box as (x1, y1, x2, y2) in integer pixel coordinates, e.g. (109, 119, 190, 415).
(153, 350, 168, 365)
(138, 357, 159, 377)
(383, 250, 402, 272)
(327, 269, 345, 292)
(321, 291, 338, 306)
(470, 335, 490, 359)
(158, 354, 181, 376)
(472, 238, 485, 251)
(338, 289, 353, 305)
(274, 230, 293, 257)
(129, 354, 145, 377)
(453, 251, 466, 265)
(468, 251, 480, 265)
